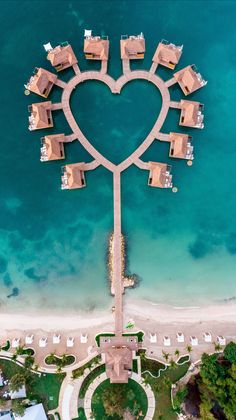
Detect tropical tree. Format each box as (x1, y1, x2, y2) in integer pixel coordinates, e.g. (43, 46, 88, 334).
(12, 399, 26, 416)
(9, 373, 26, 392)
(61, 354, 68, 367)
(186, 345, 192, 353)
(169, 358, 177, 370)
(175, 349, 180, 358)
(162, 351, 170, 362)
(214, 342, 222, 352)
(224, 341, 236, 364)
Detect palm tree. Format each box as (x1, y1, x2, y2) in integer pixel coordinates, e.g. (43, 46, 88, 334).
(61, 354, 68, 367)
(162, 350, 170, 362)
(175, 349, 180, 358)
(169, 358, 177, 370)
(186, 345, 192, 353)
(214, 342, 222, 352)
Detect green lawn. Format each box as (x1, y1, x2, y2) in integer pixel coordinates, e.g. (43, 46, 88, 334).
(79, 364, 106, 398)
(141, 354, 190, 420)
(0, 358, 64, 411)
(91, 378, 148, 419)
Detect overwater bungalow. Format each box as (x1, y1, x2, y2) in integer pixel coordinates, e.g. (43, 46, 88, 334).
(40, 134, 65, 162)
(61, 163, 86, 190)
(105, 347, 132, 383)
(47, 42, 78, 71)
(84, 32, 109, 60)
(179, 100, 204, 129)
(120, 33, 145, 59)
(25, 68, 57, 98)
(28, 101, 53, 131)
(152, 40, 183, 69)
(174, 64, 207, 95)
(148, 162, 173, 188)
(169, 132, 194, 160)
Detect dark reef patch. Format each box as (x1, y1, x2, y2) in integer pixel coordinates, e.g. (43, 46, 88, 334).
(24, 267, 46, 282)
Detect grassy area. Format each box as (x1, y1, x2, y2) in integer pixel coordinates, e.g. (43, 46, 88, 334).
(132, 359, 138, 373)
(122, 331, 144, 342)
(139, 350, 165, 375)
(79, 364, 105, 398)
(72, 355, 101, 378)
(95, 333, 115, 347)
(0, 358, 64, 411)
(1, 340, 10, 351)
(74, 407, 86, 419)
(95, 331, 144, 347)
(141, 354, 190, 420)
(178, 355, 190, 364)
(91, 378, 148, 419)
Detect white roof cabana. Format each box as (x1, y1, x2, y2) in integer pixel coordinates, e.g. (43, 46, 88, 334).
(190, 336, 198, 346)
(203, 332, 212, 343)
(176, 332, 185, 343)
(12, 338, 20, 348)
(25, 334, 34, 345)
(149, 333, 157, 344)
(163, 336, 171, 346)
(217, 335, 226, 346)
(80, 333, 88, 344)
(53, 334, 61, 344)
(43, 42, 53, 52)
(67, 337, 74, 348)
(39, 337, 47, 348)
(84, 29, 92, 38)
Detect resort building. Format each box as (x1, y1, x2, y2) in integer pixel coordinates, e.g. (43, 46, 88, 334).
(105, 347, 132, 383)
(40, 134, 65, 162)
(14, 403, 47, 420)
(148, 162, 173, 188)
(47, 42, 78, 71)
(84, 32, 109, 61)
(28, 101, 53, 131)
(152, 40, 183, 69)
(169, 132, 194, 160)
(120, 33, 145, 59)
(179, 100, 204, 129)
(61, 163, 86, 190)
(25, 68, 57, 98)
(174, 64, 207, 95)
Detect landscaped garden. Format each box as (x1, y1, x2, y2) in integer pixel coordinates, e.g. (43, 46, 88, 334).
(0, 358, 64, 412)
(140, 350, 190, 420)
(91, 378, 148, 419)
(45, 353, 75, 368)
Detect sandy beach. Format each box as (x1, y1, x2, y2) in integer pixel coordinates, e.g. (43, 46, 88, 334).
(0, 298, 236, 334)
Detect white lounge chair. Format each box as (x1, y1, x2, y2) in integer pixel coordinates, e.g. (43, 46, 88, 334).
(176, 332, 185, 343)
(67, 337, 74, 348)
(25, 334, 34, 345)
(80, 333, 88, 344)
(39, 338, 47, 348)
(217, 335, 226, 346)
(12, 338, 20, 349)
(53, 334, 61, 344)
(203, 332, 212, 343)
(190, 336, 198, 346)
(149, 333, 157, 344)
(163, 336, 171, 346)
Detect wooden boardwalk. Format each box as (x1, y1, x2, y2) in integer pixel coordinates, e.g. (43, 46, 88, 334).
(54, 65, 174, 336)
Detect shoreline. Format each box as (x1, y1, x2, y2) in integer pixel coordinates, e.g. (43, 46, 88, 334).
(0, 299, 236, 334)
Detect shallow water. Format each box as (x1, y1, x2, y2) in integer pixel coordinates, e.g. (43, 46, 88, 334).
(0, 0, 236, 312)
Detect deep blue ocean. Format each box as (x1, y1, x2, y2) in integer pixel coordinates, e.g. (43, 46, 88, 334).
(0, 0, 236, 313)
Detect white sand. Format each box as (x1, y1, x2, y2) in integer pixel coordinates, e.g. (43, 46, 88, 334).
(0, 298, 236, 335)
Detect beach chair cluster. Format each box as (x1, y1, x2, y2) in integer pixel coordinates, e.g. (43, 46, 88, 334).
(9, 333, 88, 350)
(149, 332, 226, 347)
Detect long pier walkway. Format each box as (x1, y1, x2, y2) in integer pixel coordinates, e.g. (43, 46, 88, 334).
(54, 63, 173, 336)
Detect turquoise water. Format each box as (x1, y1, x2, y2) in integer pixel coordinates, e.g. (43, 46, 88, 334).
(0, 0, 236, 312)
